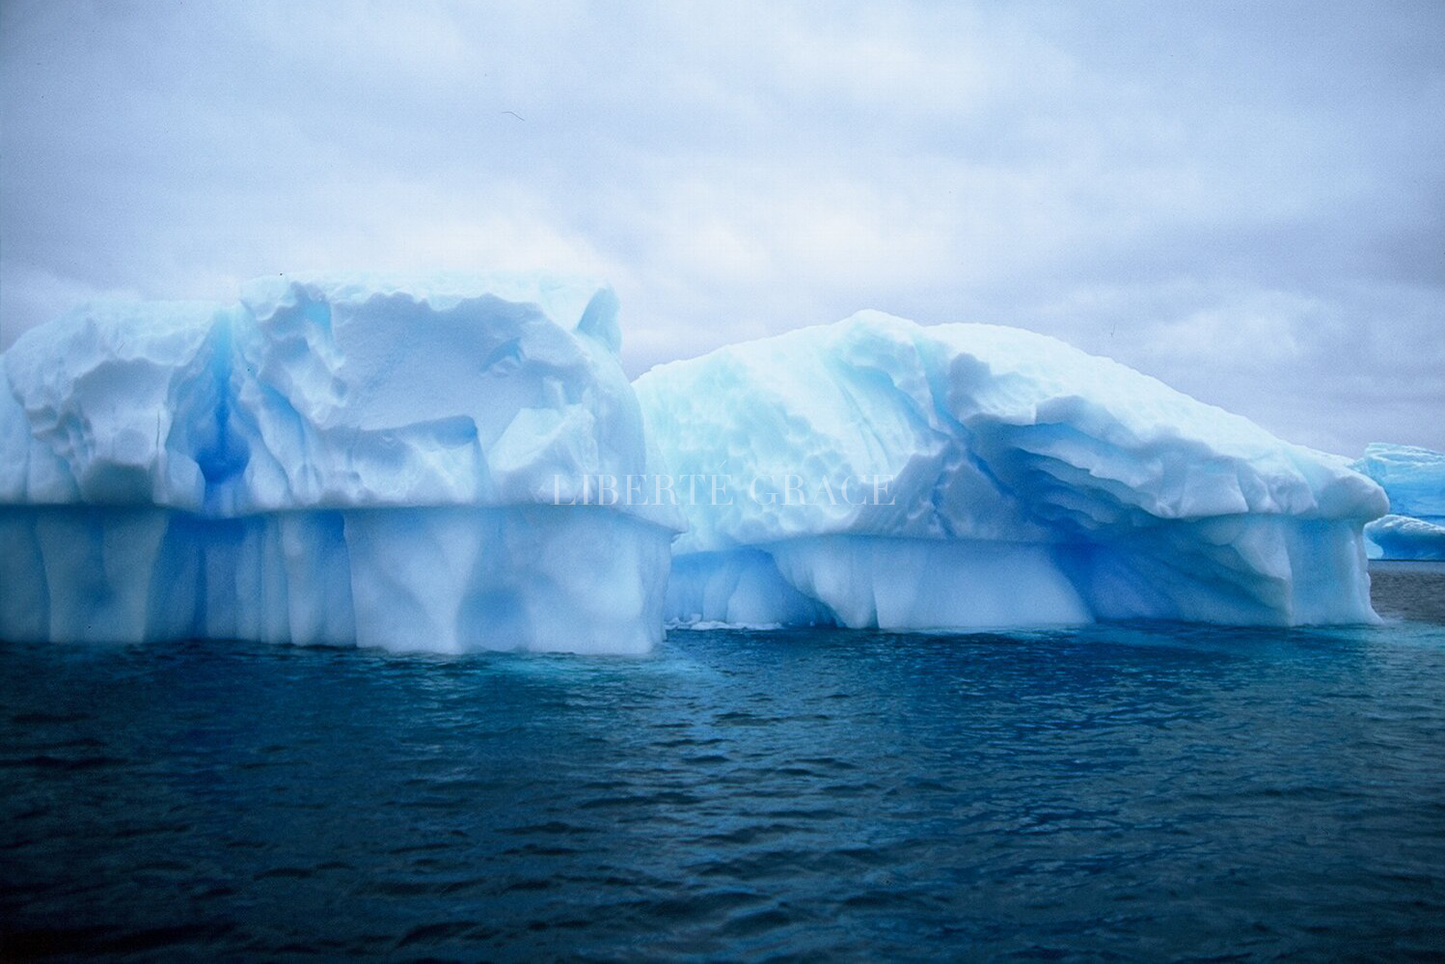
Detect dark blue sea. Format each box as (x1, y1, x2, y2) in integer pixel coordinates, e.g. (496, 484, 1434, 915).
(3, 563, 1444, 962)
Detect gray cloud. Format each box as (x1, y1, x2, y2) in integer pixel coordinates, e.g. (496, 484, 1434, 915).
(3, 0, 1442, 454)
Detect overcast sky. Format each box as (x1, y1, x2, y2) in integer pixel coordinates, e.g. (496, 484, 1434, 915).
(3, 0, 1442, 454)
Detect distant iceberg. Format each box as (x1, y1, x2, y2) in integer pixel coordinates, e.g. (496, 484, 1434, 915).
(0, 275, 681, 653)
(635, 311, 1386, 630)
(1359, 515, 1445, 561)
(1352, 444, 1445, 560)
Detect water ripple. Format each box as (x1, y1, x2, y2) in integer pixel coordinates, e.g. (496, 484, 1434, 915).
(1, 567, 1444, 960)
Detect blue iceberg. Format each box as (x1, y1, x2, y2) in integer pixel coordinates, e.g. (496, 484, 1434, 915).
(1352, 444, 1445, 560)
(3, 287, 1389, 653)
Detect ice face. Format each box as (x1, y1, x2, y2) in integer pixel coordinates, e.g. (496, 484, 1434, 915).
(635, 311, 1386, 629)
(0, 505, 672, 653)
(0, 275, 680, 653)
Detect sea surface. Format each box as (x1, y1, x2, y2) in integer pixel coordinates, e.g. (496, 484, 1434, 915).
(3, 562, 1444, 962)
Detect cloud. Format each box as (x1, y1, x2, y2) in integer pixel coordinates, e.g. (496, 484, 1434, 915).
(2, 0, 1442, 454)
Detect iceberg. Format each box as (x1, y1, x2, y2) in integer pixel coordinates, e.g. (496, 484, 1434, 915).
(1352, 444, 1445, 560)
(1359, 514, 1445, 562)
(635, 311, 1386, 629)
(3, 285, 1391, 653)
(0, 275, 681, 653)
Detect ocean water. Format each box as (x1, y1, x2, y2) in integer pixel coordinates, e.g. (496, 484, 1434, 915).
(2, 564, 1444, 962)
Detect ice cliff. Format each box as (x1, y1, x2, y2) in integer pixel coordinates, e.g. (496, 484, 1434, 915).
(0, 275, 681, 652)
(1352, 444, 1445, 560)
(635, 311, 1386, 630)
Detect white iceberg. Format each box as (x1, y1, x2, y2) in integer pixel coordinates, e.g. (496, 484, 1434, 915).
(1352, 444, 1445, 560)
(0, 275, 681, 653)
(635, 311, 1386, 629)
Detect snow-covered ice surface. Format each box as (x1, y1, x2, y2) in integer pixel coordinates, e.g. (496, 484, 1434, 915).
(0, 275, 680, 653)
(1352, 444, 1445, 560)
(636, 311, 1386, 630)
